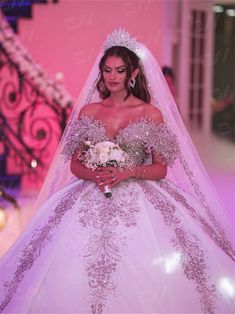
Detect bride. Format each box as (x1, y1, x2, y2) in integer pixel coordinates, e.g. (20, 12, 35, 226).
(0, 29, 234, 314)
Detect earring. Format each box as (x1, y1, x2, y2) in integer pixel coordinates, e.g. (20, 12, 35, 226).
(129, 77, 136, 88)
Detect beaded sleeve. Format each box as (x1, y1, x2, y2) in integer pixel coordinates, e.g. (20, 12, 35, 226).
(61, 115, 108, 162)
(116, 118, 180, 167)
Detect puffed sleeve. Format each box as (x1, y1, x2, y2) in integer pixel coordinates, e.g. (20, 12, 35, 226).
(148, 122, 180, 166)
(117, 118, 180, 167)
(60, 115, 107, 162)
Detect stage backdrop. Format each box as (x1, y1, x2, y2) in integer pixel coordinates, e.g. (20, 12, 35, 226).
(6, 0, 164, 190)
(18, 0, 164, 100)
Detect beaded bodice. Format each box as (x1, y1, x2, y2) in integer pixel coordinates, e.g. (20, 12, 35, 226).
(62, 115, 180, 167)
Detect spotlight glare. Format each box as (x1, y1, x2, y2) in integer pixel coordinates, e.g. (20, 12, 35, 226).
(55, 72, 64, 82)
(213, 5, 224, 13)
(165, 252, 181, 274)
(31, 159, 38, 168)
(0, 209, 6, 229)
(218, 277, 234, 297)
(226, 9, 235, 17)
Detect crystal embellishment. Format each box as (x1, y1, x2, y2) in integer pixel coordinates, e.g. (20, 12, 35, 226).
(103, 28, 138, 54)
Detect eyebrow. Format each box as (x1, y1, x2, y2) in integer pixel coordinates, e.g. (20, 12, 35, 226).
(103, 65, 126, 69)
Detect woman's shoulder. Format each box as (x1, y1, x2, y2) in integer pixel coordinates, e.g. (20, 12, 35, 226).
(78, 102, 102, 118)
(142, 103, 164, 124)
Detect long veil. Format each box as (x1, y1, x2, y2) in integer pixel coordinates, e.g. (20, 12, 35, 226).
(0, 28, 234, 313)
(34, 33, 234, 243)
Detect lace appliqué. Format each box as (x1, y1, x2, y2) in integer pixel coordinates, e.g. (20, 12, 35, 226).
(61, 115, 108, 161)
(77, 182, 140, 314)
(158, 180, 235, 261)
(117, 118, 180, 167)
(0, 182, 88, 312)
(141, 181, 216, 314)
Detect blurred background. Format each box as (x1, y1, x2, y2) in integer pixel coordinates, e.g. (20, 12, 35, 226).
(0, 0, 234, 255)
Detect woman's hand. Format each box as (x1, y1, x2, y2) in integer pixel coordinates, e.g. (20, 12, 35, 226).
(71, 153, 106, 192)
(95, 166, 135, 189)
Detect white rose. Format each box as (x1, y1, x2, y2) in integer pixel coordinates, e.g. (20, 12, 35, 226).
(89, 147, 97, 158)
(84, 140, 91, 146)
(95, 143, 109, 154)
(95, 141, 116, 154)
(99, 152, 109, 163)
(109, 149, 124, 161)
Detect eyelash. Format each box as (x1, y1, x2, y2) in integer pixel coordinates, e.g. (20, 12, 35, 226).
(103, 68, 126, 73)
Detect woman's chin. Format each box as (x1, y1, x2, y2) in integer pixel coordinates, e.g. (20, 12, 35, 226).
(107, 86, 126, 94)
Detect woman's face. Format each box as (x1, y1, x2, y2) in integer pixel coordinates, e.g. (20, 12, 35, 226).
(102, 56, 127, 93)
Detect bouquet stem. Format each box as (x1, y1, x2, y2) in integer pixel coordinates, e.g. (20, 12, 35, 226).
(104, 185, 112, 198)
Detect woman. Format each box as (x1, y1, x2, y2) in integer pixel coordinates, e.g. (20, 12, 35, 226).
(71, 46, 167, 192)
(0, 29, 235, 314)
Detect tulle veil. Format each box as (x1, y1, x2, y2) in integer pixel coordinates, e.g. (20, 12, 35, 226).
(35, 29, 234, 243)
(0, 28, 234, 313)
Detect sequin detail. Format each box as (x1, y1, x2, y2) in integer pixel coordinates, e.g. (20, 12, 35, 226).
(116, 117, 180, 167)
(158, 180, 235, 261)
(62, 115, 180, 167)
(0, 182, 88, 312)
(173, 228, 216, 314)
(141, 181, 217, 314)
(77, 182, 140, 314)
(61, 115, 108, 161)
(179, 158, 233, 245)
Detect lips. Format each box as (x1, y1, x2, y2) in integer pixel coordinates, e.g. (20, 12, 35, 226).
(108, 82, 119, 87)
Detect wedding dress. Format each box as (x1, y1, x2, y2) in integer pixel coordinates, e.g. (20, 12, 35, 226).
(0, 115, 234, 314)
(0, 29, 235, 314)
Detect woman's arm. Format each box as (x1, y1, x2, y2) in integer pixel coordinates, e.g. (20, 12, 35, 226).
(96, 152, 167, 189)
(134, 152, 167, 180)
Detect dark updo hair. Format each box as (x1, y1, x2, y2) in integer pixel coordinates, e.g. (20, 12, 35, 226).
(96, 46, 151, 103)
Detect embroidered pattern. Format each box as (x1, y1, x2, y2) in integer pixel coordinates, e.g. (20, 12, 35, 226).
(140, 181, 217, 314)
(179, 157, 229, 240)
(77, 182, 140, 314)
(158, 180, 235, 261)
(116, 118, 180, 167)
(0, 182, 88, 312)
(173, 228, 216, 314)
(1, 115, 234, 314)
(61, 115, 180, 167)
(61, 115, 108, 161)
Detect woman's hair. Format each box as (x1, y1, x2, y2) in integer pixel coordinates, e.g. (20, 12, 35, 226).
(96, 46, 151, 103)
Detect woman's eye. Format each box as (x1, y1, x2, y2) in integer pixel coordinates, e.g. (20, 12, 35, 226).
(103, 68, 110, 73)
(118, 69, 126, 73)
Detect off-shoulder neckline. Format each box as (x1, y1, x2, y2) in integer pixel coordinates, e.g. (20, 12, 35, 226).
(78, 114, 165, 140)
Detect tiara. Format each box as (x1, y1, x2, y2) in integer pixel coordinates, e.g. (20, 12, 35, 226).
(103, 28, 139, 54)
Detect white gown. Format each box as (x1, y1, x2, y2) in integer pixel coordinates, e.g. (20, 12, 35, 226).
(0, 116, 235, 314)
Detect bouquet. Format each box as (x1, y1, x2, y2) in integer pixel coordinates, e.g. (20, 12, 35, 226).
(81, 140, 127, 197)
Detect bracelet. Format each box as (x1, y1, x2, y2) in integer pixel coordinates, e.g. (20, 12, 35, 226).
(135, 166, 146, 179)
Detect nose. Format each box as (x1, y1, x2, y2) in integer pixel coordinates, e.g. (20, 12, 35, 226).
(110, 70, 116, 80)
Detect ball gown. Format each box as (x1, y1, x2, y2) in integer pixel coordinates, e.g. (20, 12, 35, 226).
(0, 115, 235, 314)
